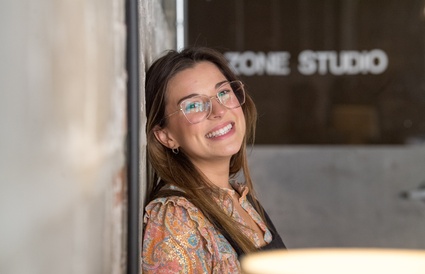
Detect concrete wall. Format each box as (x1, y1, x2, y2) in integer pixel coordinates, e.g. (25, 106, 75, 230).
(0, 0, 127, 273)
(138, 0, 176, 272)
(0, 0, 174, 273)
(250, 146, 425, 249)
(139, 0, 176, 213)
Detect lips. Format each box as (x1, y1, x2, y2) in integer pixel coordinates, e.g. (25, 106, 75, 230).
(205, 123, 233, 139)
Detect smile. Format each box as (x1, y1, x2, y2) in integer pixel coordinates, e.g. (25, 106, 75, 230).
(206, 123, 233, 139)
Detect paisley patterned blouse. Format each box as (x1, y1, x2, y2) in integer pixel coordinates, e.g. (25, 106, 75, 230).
(142, 181, 272, 273)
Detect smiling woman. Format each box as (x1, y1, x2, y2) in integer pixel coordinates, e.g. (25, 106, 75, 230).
(154, 62, 247, 168)
(142, 47, 286, 273)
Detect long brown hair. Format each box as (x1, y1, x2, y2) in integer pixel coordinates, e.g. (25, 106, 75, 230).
(145, 47, 261, 253)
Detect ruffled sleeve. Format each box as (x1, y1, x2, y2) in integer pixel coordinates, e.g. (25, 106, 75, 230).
(142, 196, 240, 274)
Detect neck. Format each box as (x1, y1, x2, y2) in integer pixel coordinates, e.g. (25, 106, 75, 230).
(193, 158, 232, 189)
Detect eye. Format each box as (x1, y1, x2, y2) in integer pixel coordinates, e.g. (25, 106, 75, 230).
(182, 100, 206, 114)
(217, 89, 232, 101)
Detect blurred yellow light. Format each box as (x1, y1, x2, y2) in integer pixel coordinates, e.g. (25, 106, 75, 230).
(241, 248, 425, 274)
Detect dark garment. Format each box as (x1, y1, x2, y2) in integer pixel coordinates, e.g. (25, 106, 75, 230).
(259, 209, 286, 251)
(221, 196, 286, 258)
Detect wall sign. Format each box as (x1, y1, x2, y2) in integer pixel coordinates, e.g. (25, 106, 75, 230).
(225, 49, 388, 76)
(189, 0, 425, 145)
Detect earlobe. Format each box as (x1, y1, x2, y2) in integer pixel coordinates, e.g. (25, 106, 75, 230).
(153, 126, 178, 149)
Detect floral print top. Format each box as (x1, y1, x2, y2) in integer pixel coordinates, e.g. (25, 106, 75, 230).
(142, 181, 272, 274)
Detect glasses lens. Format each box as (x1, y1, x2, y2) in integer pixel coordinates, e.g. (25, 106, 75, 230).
(217, 81, 245, 109)
(180, 96, 210, 124)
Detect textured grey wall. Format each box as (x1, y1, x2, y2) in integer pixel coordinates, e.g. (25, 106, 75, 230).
(139, 0, 176, 272)
(138, 1, 176, 273)
(0, 0, 176, 272)
(0, 0, 175, 273)
(139, 0, 176, 218)
(249, 146, 425, 249)
(0, 0, 128, 272)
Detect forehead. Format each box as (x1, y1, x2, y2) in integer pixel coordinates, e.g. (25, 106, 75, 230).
(166, 61, 227, 102)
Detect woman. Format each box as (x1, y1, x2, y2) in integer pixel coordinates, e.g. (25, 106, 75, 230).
(142, 47, 285, 273)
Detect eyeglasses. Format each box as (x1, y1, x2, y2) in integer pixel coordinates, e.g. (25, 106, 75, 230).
(164, 80, 246, 124)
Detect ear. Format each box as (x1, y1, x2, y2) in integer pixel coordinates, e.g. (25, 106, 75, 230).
(153, 125, 179, 149)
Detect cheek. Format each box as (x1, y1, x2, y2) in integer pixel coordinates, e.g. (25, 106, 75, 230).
(237, 109, 247, 129)
(165, 118, 187, 142)
(170, 121, 205, 144)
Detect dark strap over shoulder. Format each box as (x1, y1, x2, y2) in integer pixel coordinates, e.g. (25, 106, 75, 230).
(222, 195, 286, 258)
(258, 208, 286, 251)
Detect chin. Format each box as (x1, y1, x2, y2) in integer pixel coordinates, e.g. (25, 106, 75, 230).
(222, 145, 243, 157)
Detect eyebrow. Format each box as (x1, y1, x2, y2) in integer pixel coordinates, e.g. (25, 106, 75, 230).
(176, 80, 229, 106)
(176, 93, 199, 106)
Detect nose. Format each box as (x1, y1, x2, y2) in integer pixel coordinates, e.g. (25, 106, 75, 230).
(208, 97, 227, 119)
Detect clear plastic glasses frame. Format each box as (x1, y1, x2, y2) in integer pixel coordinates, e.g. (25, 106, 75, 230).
(165, 80, 245, 124)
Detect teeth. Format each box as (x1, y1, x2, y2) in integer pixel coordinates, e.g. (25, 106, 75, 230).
(206, 124, 233, 138)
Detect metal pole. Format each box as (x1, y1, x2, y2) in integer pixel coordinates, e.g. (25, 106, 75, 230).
(126, 0, 140, 273)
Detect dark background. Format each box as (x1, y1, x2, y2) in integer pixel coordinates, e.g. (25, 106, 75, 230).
(188, 0, 425, 145)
